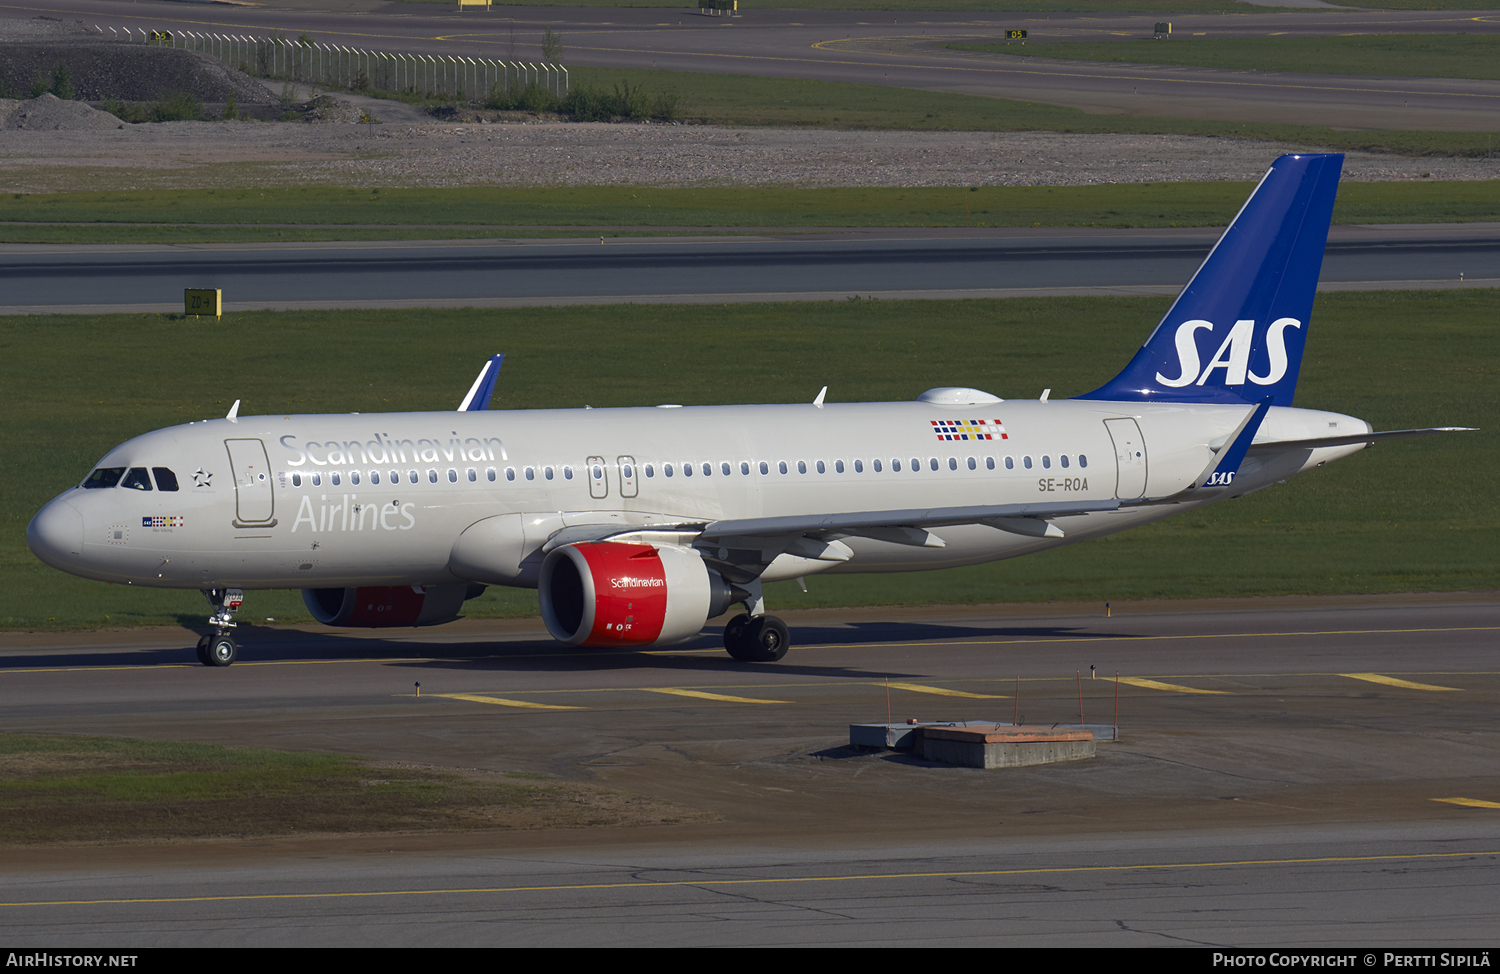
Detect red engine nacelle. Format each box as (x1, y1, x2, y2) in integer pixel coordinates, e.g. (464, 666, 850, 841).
(539, 542, 738, 647)
(302, 583, 476, 628)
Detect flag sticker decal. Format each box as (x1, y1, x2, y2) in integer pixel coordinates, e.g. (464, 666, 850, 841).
(931, 419, 1007, 441)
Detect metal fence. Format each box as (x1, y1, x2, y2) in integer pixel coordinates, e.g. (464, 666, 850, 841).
(117, 27, 567, 102)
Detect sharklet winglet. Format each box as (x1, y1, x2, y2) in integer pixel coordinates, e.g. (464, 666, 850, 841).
(458, 353, 505, 412)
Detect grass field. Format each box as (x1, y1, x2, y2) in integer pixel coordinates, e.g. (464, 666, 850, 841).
(2, 182, 1496, 245)
(4, 290, 1493, 632)
(950, 34, 1500, 82)
(0, 733, 696, 843)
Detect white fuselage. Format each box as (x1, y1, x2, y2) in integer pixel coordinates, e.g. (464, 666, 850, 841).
(28, 396, 1370, 592)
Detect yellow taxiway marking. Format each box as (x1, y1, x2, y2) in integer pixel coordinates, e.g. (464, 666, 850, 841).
(885, 681, 1006, 699)
(1435, 797, 1500, 809)
(1340, 673, 1461, 692)
(7, 849, 1497, 908)
(7, 627, 1495, 675)
(430, 692, 581, 711)
(1117, 677, 1228, 695)
(646, 688, 789, 704)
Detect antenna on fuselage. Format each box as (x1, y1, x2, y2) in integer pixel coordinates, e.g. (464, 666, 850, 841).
(813, 386, 827, 408)
(226, 399, 240, 422)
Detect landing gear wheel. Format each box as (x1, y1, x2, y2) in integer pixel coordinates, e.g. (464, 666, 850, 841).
(194, 634, 211, 666)
(724, 614, 790, 663)
(205, 634, 238, 667)
(723, 613, 755, 662)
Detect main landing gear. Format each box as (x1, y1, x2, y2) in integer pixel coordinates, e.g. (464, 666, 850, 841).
(196, 588, 243, 667)
(722, 613, 790, 663)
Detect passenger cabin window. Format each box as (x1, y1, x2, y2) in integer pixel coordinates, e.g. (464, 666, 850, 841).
(82, 468, 125, 489)
(449, 469, 459, 483)
(122, 468, 152, 491)
(428, 469, 438, 483)
(291, 473, 302, 487)
(1079, 455, 1089, 468)
(152, 468, 180, 491)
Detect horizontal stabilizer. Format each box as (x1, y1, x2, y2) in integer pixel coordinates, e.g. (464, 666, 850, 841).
(1248, 427, 1476, 452)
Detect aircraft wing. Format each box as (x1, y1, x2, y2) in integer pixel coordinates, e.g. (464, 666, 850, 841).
(699, 500, 1121, 540)
(541, 500, 1122, 557)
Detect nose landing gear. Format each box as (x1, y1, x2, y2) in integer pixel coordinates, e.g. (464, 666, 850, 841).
(196, 588, 243, 667)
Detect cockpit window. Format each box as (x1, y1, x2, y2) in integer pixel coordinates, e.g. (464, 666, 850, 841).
(152, 468, 179, 492)
(121, 468, 153, 491)
(82, 467, 125, 489)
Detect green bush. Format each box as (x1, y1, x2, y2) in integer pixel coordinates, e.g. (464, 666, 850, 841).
(150, 91, 205, 122)
(50, 61, 72, 100)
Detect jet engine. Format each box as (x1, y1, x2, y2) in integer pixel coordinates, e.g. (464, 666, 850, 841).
(539, 541, 740, 647)
(302, 583, 481, 628)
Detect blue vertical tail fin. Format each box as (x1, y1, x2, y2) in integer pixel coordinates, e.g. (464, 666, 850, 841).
(1075, 153, 1343, 407)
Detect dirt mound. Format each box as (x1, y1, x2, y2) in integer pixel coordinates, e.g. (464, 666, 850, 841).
(0, 92, 123, 130)
(301, 94, 361, 124)
(0, 42, 274, 103)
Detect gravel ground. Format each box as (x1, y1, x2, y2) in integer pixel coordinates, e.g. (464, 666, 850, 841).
(1, 14, 1496, 193)
(3, 116, 1496, 194)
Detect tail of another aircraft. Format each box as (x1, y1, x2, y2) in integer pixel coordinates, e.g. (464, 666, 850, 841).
(1076, 153, 1343, 407)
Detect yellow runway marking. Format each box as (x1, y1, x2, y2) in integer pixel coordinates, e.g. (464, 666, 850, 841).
(1434, 798, 1500, 809)
(885, 681, 1006, 699)
(1117, 677, 1228, 695)
(1340, 673, 1461, 692)
(646, 688, 788, 704)
(6, 849, 1496, 908)
(431, 693, 581, 710)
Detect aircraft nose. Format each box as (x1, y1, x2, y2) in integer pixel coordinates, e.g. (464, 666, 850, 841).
(27, 497, 84, 570)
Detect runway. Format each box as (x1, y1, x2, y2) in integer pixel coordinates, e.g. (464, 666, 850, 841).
(3, 224, 1496, 313)
(10, 1, 1500, 131)
(1, 595, 1497, 945)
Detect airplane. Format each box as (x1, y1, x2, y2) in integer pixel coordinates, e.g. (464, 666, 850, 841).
(26, 153, 1470, 667)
